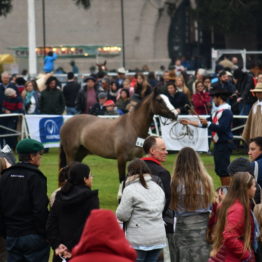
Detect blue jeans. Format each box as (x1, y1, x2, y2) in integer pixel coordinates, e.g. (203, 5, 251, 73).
(6, 234, 50, 262)
(66, 107, 77, 115)
(136, 249, 161, 262)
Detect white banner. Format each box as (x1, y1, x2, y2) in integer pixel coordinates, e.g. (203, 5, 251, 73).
(25, 114, 209, 150)
(160, 116, 209, 152)
(25, 115, 72, 148)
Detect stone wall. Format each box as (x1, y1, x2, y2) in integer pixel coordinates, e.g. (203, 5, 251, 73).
(0, 0, 171, 73)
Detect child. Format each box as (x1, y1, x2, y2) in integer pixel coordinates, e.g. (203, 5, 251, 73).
(104, 100, 118, 115)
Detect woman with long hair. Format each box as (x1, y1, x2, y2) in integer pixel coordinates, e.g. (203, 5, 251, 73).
(170, 147, 214, 262)
(209, 172, 256, 262)
(175, 75, 191, 99)
(22, 80, 41, 114)
(116, 159, 166, 262)
(46, 162, 99, 262)
(133, 73, 151, 99)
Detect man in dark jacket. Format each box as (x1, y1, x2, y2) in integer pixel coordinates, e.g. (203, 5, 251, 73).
(62, 72, 81, 115)
(75, 76, 98, 114)
(39, 76, 65, 115)
(141, 135, 174, 261)
(0, 138, 49, 262)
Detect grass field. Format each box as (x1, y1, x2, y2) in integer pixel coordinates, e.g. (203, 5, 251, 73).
(40, 148, 246, 211)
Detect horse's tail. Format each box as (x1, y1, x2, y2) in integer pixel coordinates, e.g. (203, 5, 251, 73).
(59, 143, 67, 169)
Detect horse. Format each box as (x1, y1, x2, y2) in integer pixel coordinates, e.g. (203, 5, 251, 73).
(96, 60, 107, 73)
(59, 88, 178, 182)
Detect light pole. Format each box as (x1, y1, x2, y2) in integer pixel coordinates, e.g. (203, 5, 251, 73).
(27, 0, 37, 76)
(42, 0, 46, 57)
(120, 0, 125, 68)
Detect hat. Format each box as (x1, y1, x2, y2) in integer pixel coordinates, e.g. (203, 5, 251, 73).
(197, 68, 207, 76)
(104, 100, 115, 107)
(250, 82, 262, 93)
(117, 67, 127, 74)
(4, 88, 16, 97)
(98, 92, 107, 99)
(209, 87, 232, 97)
(227, 157, 253, 176)
(16, 138, 44, 154)
(84, 76, 96, 83)
(226, 71, 232, 77)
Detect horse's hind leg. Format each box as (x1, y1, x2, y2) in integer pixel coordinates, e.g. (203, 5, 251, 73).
(74, 146, 89, 163)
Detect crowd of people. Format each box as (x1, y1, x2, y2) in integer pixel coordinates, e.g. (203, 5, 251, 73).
(0, 56, 261, 150)
(0, 135, 261, 262)
(0, 56, 262, 261)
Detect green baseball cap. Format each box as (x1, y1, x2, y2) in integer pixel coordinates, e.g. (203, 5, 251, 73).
(16, 138, 44, 154)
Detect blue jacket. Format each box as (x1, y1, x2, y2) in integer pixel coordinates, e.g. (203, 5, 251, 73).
(43, 53, 57, 73)
(208, 109, 233, 143)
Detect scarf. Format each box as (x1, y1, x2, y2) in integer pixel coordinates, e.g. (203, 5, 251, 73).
(25, 90, 35, 106)
(211, 103, 231, 143)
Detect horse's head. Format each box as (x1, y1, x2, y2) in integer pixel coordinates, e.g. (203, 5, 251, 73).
(151, 88, 178, 120)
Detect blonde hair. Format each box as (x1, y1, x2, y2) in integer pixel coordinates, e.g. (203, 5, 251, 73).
(170, 147, 214, 211)
(254, 203, 262, 242)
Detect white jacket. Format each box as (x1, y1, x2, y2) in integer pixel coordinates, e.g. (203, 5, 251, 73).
(116, 174, 166, 249)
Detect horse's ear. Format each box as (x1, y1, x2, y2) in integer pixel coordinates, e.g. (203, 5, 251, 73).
(153, 87, 161, 98)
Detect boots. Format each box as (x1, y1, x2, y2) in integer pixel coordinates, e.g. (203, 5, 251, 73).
(220, 176, 231, 186)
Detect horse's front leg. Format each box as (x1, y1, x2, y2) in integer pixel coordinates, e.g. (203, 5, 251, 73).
(117, 157, 127, 182)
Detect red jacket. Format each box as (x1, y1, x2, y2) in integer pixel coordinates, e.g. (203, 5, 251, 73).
(221, 200, 255, 262)
(192, 91, 211, 115)
(70, 209, 137, 262)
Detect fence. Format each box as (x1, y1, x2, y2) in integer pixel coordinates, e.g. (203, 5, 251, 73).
(0, 114, 249, 150)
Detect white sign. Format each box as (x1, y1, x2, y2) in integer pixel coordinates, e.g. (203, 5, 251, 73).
(160, 116, 209, 152)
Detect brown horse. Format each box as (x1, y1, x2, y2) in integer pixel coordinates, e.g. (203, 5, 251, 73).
(59, 88, 178, 182)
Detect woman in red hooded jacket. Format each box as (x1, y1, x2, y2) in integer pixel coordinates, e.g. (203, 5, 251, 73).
(209, 172, 256, 262)
(70, 209, 137, 262)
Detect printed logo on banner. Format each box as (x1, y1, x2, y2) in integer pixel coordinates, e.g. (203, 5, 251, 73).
(39, 117, 64, 143)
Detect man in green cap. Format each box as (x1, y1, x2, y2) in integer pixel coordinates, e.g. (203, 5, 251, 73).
(0, 138, 50, 262)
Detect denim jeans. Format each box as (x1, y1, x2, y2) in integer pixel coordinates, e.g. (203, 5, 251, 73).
(6, 234, 50, 262)
(136, 249, 162, 262)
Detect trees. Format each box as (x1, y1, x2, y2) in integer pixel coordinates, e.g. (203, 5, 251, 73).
(0, 0, 90, 17)
(194, 0, 262, 48)
(195, 0, 262, 34)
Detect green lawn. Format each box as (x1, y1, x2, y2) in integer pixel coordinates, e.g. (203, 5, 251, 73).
(40, 148, 247, 211)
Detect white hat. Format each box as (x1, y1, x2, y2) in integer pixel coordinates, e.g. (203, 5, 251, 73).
(117, 67, 127, 74)
(226, 71, 233, 77)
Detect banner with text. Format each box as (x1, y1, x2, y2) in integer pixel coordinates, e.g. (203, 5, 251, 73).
(25, 115, 71, 148)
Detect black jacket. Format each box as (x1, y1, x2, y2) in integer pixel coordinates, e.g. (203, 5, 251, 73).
(0, 163, 49, 237)
(39, 88, 65, 114)
(167, 92, 190, 114)
(62, 81, 81, 107)
(90, 102, 106, 116)
(46, 185, 99, 251)
(142, 158, 173, 233)
(75, 85, 98, 114)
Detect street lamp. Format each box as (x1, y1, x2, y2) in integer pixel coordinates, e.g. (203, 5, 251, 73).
(120, 0, 125, 68)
